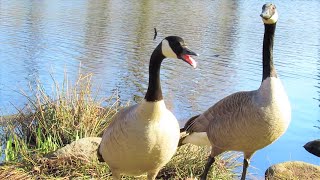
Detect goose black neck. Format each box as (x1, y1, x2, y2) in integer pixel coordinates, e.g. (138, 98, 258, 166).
(144, 44, 165, 102)
(262, 23, 277, 81)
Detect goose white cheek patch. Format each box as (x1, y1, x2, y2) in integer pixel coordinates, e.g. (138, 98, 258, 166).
(182, 55, 197, 68)
(161, 39, 177, 59)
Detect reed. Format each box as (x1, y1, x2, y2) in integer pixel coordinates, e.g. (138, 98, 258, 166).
(1, 72, 120, 162)
(0, 71, 239, 179)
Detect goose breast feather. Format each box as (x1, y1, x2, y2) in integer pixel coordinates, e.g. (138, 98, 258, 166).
(100, 100, 180, 176)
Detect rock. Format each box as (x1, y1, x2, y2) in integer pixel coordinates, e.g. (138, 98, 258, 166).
(265, 161, 320, 179)
(47, 137, 102, 162)
(304, 139, 320, 157)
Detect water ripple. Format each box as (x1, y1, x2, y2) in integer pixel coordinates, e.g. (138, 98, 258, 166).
(1, 0, 320, 176)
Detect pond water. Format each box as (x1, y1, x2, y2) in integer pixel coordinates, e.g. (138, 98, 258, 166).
(1, 0, 320, 178)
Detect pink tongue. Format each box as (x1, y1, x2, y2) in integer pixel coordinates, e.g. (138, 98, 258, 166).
(183, 55, 197, 68)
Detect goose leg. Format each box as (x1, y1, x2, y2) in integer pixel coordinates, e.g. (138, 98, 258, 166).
(241, 158, 249, 180)
(200, 156, 215, 180)
(200, 147, 224, 180)
(241, 152, 254, 180)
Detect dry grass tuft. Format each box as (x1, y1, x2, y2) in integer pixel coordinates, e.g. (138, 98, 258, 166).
(0, 163, 31, 180)
(0, 71, 239, 179)
(160, 145, 241, 179)
(1, 72, 121, 162)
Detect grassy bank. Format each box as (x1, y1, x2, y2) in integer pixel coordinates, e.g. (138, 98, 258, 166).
(0, 72, 239, 179)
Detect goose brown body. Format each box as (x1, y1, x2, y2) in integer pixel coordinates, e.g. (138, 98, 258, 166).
(184, 77, 291, 152)
(180, 3, 291, 180)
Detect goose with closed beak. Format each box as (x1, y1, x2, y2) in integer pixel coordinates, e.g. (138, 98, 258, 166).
(99, 36, 198, 180)
(179, 3, 291, 180)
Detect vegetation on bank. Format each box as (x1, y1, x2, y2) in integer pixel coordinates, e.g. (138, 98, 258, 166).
(0, 72, 239, 179)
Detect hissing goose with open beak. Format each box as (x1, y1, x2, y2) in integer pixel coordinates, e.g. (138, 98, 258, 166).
(99, 36, 198, 180)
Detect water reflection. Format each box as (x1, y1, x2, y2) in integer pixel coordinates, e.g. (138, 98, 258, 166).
(1, 0, 320, 177)
(23, 1, 46, 91)
(80, 0, 110, 70)
(317, 47, 320, 106)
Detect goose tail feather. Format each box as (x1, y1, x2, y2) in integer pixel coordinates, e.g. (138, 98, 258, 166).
(178, 114, 201, 147)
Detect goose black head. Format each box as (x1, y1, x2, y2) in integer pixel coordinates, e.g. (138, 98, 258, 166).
(260, 3, 278, 24)
(161, 36, 198, 68)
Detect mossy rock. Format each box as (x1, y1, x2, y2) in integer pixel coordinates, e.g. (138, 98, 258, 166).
(304, 139, 320, 157)
(265, 161, 320, 180)
(46, 137, 102, 162)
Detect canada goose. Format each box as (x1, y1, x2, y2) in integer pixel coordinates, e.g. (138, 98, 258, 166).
(304, 139, 320, 157)
(179, 3, 291, 180)
(98, 36, 198, 180)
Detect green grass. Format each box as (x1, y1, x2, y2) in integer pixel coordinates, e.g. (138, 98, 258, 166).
(0, 72, 239, 179)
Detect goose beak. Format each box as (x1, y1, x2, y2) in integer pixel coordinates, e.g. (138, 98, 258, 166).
(260, 10, 271, 20)
(180, 47, 198, 68)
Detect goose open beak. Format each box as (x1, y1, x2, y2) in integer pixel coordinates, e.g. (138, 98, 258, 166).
(181, 47, 198, 68)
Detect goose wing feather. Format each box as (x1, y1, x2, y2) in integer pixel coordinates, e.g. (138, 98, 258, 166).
(101, 104, 139, 150)
(185, 91, 256, 134)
